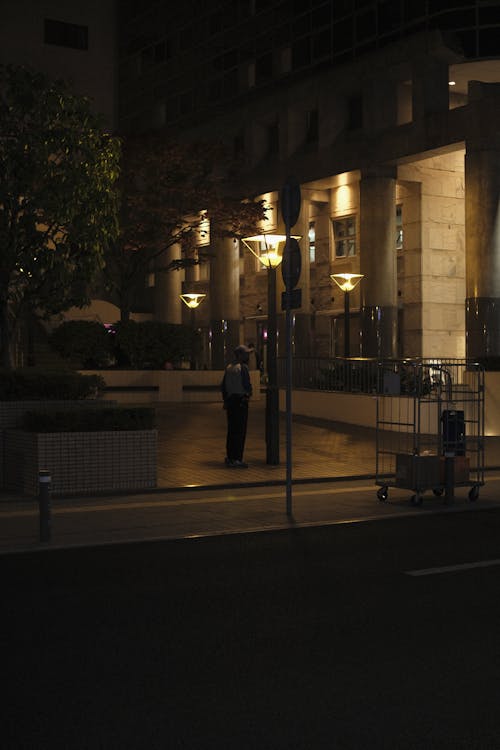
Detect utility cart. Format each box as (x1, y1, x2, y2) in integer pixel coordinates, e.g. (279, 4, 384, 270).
(375, 359, 484, 506)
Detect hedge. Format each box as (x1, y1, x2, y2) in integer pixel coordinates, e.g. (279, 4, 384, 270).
(0, 368, 105, 400)
(21, 406, 156, 432)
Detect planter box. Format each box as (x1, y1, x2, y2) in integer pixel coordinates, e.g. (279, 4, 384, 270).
(0, 400, 115, 488)
(4, 429, 157, 497)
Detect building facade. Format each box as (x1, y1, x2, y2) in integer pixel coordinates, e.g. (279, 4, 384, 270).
(1, 0, 117, 130)
(117, 0, 500, 369)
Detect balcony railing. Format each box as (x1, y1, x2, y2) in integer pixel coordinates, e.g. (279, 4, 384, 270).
(277, 357, 480, 397)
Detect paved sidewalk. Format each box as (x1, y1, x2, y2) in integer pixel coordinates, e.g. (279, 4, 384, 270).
(2, 474, 500, 555)
(1, 398, 500, 554)
(155, 399, 379, 489)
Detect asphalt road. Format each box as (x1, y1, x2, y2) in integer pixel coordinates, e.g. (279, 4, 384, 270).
(3, 510, 500, 749)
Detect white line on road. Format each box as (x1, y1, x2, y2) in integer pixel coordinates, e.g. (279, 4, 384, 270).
(406, 559, 500, 576)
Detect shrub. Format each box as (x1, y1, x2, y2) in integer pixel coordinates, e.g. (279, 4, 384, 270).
(22, 406, 155, 432)
(49, 320, 114, 368)
(113, 320, 193, 368)
(0, 368, 105, 400)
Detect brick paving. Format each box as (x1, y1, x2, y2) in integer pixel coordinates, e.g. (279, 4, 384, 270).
(155, 399, 379, 489)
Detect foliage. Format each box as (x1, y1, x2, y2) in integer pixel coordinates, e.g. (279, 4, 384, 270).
(22, 406, 155, 432)
(0, 64, 120, 367)
(49, 320, 114, 368)
(104, 132, 267, 321)
(113, 320, 193, 368)
(0, 368, 105, 400)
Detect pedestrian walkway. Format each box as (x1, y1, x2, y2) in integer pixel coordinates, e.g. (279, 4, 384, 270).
(155, 399, 379, 489)
(1, 398, 500, 554)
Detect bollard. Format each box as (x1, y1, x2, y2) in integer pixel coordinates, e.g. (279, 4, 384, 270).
(39, 469, 51, 543)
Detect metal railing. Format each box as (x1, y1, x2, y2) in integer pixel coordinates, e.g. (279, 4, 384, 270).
(277, 357, 481, 396)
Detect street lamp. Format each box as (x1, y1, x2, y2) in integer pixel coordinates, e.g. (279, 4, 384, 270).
(241, 234, 288, 465)
(180, 293, 206, 369)
(330, 273, 363, 358)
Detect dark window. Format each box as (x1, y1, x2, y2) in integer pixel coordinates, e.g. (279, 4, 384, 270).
(312, 28, 331, 58)
(292, 37, 311, 68)
(333, 0, 354, 19)
(292, 13, 311, 35)
(233, 132, 245, 157)
(479, 27, 500, 57)
(456, 28, 477, 57)
(44, 18, 88, 50)
(479, 7, 500, 25)
(435, 9, 475, 31)
(267, 121, 279, 155)
(333, 17, 354, 51)
(356, 9, 376, 41)
(311, 4, 331, 29)
(306, 108, 319, 142)
(378, 0, 402, 34)
(403, 0, 426, 22)
(347, 94, 363, 130)
(429, 0, 471, 11)
(255, 52, 273, 83)
(154, 41, 170, 62)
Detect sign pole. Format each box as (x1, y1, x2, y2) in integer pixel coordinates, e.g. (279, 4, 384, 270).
(280, 178, 301, 517)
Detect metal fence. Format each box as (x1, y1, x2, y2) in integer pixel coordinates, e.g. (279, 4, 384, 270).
(277, 357, 480, 396)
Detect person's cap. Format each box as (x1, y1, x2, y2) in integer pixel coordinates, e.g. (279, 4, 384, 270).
(234, 344, 252, 355)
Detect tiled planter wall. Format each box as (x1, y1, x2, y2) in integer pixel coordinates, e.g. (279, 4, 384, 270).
(0, 400, 114, 487)
(4, 429, 157, 497)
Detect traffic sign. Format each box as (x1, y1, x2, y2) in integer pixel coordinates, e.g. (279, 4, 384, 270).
(281, 288, 302, 310)
(281, 236, 301, 289)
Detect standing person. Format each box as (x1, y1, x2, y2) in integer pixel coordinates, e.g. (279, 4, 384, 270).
(221, 344, 253, 468)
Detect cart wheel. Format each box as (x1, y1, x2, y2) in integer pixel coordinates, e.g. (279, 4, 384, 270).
(411, 494, 423, 506)
(468, 485, 479, 502)
(432, 487, 444, 496)
(377, 486, 388, 502)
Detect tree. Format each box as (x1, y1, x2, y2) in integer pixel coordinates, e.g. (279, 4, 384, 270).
(104, 131, 266, 322)
(0, 64, 120, 367)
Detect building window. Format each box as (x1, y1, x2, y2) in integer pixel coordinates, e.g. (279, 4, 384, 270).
(255, 52, 273, 84)
(233, 131, 245, 158)
(44, 18, 88, 50)
(308, 221, 316, 263)
(347, 94, 363, 130)
(396, 204, 403, 250)
(267, 121, 279, 156)
(332, 216, 357, 258)
(306, 109, 319, 143)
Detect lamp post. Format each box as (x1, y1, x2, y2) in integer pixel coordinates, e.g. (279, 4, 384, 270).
(330, 273, 364, 357)
(241, 234, 288, 465)
(180, 293, 206, 369)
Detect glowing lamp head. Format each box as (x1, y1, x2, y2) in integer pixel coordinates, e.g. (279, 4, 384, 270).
(180, 293, 206, 309)
(241, 234, 289, 269)
(330, 273, 364, 293)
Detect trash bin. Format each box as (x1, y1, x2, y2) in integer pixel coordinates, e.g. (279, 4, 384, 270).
(441, 409, 465, 455)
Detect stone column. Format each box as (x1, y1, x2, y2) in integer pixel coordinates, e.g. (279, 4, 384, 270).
(209, 235, 240, 368)
(359, 170, 398, 358)
(465, 83, 500, 364)
(155, 243, 182, 323)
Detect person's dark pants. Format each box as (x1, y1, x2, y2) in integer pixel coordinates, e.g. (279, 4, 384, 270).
(226, 396, 249, 461)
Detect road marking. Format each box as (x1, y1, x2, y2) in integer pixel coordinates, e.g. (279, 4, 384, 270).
(406, 559, 500, 577)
